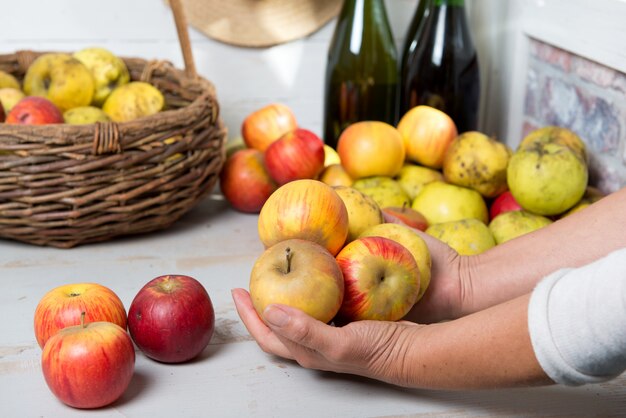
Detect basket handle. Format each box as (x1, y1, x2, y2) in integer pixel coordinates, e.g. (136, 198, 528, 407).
(169, 0, 197, 79)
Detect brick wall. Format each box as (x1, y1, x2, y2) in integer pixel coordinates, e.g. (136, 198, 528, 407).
(523, 38, 626, 194)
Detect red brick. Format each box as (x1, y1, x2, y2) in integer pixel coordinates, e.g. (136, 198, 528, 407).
(529, 38, 572, 72)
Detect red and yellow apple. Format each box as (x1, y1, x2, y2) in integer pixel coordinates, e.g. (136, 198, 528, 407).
(249, 239, 344, 324)
(397, 105, 458, 169)
(34, 282, 127, 349)
(128, 274, 215, 363)
(336, 236, 420, 322)
(6, 97, 64, 125)
(382, 206, 429, 231)
(41, 315, 135, 409)
(264, 128, 325, 185)
(219, 148, 278, 213)
(258, 179, 349, 256)
(337, 121, 405, 179)
(241, 103, 298, 151)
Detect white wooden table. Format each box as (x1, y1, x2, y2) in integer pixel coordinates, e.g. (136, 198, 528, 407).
(1, 193, 626, 417)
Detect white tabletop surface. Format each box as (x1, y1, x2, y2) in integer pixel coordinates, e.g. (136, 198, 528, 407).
(1, 192, 626, 418)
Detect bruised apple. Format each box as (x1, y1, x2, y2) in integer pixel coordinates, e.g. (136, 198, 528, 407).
(397, 105, 458, 169)
(220, 148, 278, 213)
(336, 236, 420, 322)
(264, 128, 325, 185)
(34, 283, 127, 349)
(41, 315, 135, 409)
(242, 103, 298, 151)
(337, 121, 405, 179)
(249, 239, 344, 324)
(258, 179, 349, 256)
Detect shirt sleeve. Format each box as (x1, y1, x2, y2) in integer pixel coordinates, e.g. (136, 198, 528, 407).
(528, 247, 626, 386)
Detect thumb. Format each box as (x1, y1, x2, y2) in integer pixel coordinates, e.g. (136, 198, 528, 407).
(263, 304, 336, 353)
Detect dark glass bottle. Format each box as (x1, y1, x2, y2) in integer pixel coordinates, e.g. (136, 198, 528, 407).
(323, 0, 399, 149)
(400, 0, 480, 133)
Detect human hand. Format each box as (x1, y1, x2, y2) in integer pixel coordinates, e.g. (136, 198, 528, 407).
(231, 288, 424, 387)
(383, 212, 469, 323)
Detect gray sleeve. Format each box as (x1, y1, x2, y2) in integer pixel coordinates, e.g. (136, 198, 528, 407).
(528, 248, 626, 386)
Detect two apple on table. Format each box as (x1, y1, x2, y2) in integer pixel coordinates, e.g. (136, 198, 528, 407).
(33, 275, 215, 409)
(0, 47, 164, 127)
(220, 103, 335, 213)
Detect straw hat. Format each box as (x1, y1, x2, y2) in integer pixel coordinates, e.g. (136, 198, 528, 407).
(174, 0, 342, 48)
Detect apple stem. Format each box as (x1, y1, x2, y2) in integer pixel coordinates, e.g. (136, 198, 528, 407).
(285, 247, 293, 273)
(80, 311, 86, 328)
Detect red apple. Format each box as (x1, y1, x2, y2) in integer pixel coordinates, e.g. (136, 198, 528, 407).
(5, 96, 63, 125)
(34, 283, 127, 349)
(382, 206, 429, 231)
(336, 236, 420, 322)
(489, 190, 522, 220)
(128, 274, 215, 363)
(249, 239, 344, 324)
(397, 105, 458, 169)
(241, 103, 298, 151)
(42, 314, 135, 409)
(219, 148, 278, 213)
(258, 179, 349, 256)
(264, 128, 325, 185)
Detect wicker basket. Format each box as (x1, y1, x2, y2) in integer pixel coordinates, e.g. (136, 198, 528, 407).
(0, 1, 227, 248)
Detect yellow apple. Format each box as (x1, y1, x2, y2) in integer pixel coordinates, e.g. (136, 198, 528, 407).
(488, 210, 552, 244)
(352, 176, 411, 209)
(359, 222, 431, 302)
(518, 126, 587, 162)
(333, 185, 383, 243)
(258, 179, 349, 256)
(0, 70, 20, 90)
(73, 47, 130, 107)
(63, 106, 110, 125)
(443, 131, 512, 198)
(395, 163, 444, 201)
(23, 53, 95, 112)
(411, 181, 488, 225)
(426, 219, 495, 255)
(102, 81, 164, 122)
(507, 142, 587, 216)
(249, 239, 344, 324)
(318, 163, 353, 187)
(337, 121, 405, 179)
(0, 87, 25, 113)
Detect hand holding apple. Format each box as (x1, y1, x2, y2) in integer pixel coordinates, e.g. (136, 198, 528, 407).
(41, 313, 135, 409)
(128, 275, 215, 363)
(34, 282, 127, 349)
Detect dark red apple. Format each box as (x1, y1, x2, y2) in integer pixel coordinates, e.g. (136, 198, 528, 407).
(219, 148, 278, 213)
(128, 275, 215, 363)
(489, 190, 523, 220)
(264, 128, 325, 185)
(382, 206, 429, 231)
(0, 101, 5, 122)
(5, 96, 63, 125)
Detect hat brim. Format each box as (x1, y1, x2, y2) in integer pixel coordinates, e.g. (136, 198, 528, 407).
(173, 0, 341, 48)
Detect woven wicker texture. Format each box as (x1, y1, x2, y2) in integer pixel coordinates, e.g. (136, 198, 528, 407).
(0, 51, 227, 248)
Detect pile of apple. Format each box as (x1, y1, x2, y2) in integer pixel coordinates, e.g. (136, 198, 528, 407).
(33, 275, 215, 409)
(0, 47, 164, 126)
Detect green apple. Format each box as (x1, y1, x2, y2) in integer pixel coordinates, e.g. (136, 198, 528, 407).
(426, 219, 495, 255)
(352, 176, 411, 209)
(73, 47, 130, 107)
(0, 87, 26, 113)
(23, 53, 95, 112)
(63, 106, 110, 125)
(488, 210, 552, 244)
(0, 70, 20, 90)
(412, 181, 488, 225)
(395, 163, 443, 201)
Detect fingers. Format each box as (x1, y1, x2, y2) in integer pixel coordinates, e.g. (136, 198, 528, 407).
(231, 288, 294, 360)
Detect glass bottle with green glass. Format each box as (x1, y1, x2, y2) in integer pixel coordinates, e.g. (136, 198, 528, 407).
(323, 0, 399, 149)
(400, 0, 480, 133)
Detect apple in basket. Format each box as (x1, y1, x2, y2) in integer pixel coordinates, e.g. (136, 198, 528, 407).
(5, 97, 64, 125)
